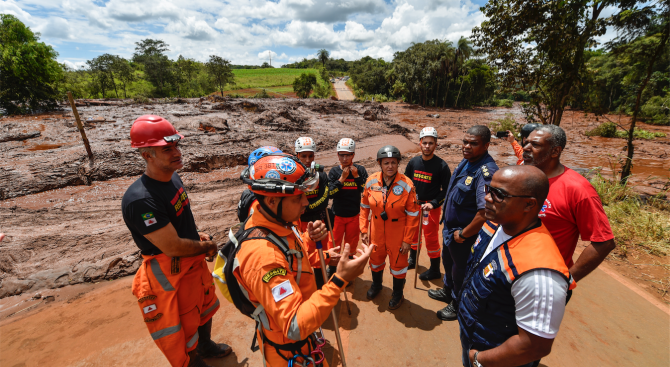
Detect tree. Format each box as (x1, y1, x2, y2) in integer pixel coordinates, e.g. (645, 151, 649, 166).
(87, 54, 121, 98)
(473, 0, 612, 125)
(317, 49, 329, 68)
(174, 56, 199, 98)
(0, 14, 63, 114)
(206, 55, 235, 97)
(133, 39, 173, 95)
(293, 73, 317, 98)
(609, 1, 670, 183)
(112, 57, 136, 98)
(260, 62, 274, 68)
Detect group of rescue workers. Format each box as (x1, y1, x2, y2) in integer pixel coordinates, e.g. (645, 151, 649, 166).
(121, 114, 615, 367)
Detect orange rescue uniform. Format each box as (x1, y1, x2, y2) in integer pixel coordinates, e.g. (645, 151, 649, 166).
(360, 172, 421, 279)
(234, 202, 347, 366)
(132, 253, 220, 367)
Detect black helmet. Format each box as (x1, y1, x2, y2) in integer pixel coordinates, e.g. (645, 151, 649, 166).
(377, 145, 401, 161)
(520, 123, 540, 138)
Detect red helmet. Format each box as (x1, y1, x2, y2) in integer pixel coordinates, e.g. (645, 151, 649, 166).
(241, 154, 319, 197)
(130, 115, 184, 148)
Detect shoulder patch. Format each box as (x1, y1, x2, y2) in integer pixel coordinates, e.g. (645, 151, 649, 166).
(138, 295, 157, 303)
(392, 185, 404, 196)
(483, 171, 490, 177)
(272, 280, 294, 302)
(144, 313, 163, 323)
(263, 268, 287, 283)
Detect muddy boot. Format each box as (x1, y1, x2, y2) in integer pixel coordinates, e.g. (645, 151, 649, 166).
(419, 257, 442, 280)
(436, 300, 458, 321)
(196, 319, 233, 359)
(366, 270, 383, 300)
(407, 248, 417, 270)
(188, 350, 213, 367)
(388, 277, 405, 310)
(428, 284, 453, 304)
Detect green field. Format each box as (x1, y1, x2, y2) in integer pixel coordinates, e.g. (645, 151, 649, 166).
(226, 68, 330, 91)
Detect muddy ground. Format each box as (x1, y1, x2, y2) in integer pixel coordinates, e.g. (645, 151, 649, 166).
(0, 100, 668, 306)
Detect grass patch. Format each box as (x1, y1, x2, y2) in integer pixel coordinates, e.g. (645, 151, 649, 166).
(589, 171, 670, 257)
(585, 122, 666, 140)
(494, 99, 514, 108)
(227, 68, 331, 94)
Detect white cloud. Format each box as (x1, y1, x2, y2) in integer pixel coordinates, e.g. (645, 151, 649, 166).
(5, 0, 620, 68)
(62, 59, 87, 69)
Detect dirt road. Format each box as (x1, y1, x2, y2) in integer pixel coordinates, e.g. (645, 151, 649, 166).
(334, 80, 355, 101)
(1, 241, 668, 367)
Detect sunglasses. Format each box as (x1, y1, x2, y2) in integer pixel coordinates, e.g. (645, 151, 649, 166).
(485, 184, 534, 203)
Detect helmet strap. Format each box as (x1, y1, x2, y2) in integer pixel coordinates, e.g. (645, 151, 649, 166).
(256, 195, 290, 226)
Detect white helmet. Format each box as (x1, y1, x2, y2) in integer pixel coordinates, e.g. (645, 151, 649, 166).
(295, 137, 316, 153)
(420, 127, 438, 140)
(337, 138, 355, 153)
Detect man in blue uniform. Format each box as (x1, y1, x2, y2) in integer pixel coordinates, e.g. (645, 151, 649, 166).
(428, 125, 499, 321)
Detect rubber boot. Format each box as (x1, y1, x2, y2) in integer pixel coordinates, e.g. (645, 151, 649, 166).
(196, 319, 233, 359)
(436, 300, 458, 321)
(407, 248, 417, 270)
(187, 350, 212, 367)
(388, 277, 405, 310)
(366, 270, 383, 300)
(428, 284, 453, 304)
(419, 257, 442, 280)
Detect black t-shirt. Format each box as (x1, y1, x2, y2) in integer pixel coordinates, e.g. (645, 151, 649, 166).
(301, 171, 330, 222)
(404, 155, 451, 208)
(121, 173, 199, 255)
(328, 164, 368, 217)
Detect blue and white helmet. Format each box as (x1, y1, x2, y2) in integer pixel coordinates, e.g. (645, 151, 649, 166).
(248, 146, 282, 166)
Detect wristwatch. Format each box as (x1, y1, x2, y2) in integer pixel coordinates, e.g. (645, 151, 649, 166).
(473, 351, 483, 367)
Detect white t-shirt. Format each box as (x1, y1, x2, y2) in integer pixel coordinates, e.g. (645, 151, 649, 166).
(484, 228, 568, 339)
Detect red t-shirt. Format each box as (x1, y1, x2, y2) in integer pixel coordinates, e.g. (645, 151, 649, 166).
(539, 167, 614, 268)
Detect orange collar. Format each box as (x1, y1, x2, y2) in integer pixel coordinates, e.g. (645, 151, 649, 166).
(246, 201, 295, 237)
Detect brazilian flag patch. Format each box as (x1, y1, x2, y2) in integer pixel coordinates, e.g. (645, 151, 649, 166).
(142, 212, 157, 227)
(263, 268, 287, 283)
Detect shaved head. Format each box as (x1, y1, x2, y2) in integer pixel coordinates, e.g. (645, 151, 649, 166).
(498, 165, 550, 207)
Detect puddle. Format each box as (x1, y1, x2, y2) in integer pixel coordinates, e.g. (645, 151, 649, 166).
(26, 143, 63, 151)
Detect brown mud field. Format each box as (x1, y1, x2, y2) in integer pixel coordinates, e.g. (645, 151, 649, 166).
(0, 100, 669, 365)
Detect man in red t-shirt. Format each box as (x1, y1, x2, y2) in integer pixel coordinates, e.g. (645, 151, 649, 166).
(523, 125, 615, 282)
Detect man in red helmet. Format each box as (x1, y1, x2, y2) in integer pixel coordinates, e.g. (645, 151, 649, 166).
(234, 154, 372, 366)
(122, 115, 232, 367)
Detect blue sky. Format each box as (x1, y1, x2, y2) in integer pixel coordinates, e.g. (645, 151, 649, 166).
(1, 0, 615, 68)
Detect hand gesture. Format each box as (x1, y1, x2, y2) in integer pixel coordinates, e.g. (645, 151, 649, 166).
(327, 246, 342, 266)
(506, 130, 516, 143)
(421, 203, 433, 211)
(360, 232, 369, 246)
(307, 221, 329, 242)
(335, 241, 373, 282)
(350, 165, 359, 178)
(339, 166, 350, 183)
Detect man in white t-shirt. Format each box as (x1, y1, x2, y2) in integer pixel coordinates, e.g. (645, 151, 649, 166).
(458, 165, 576, 367)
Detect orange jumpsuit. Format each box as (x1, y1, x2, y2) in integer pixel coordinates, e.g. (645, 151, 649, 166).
(132, 253, 220, 367)
(360, 172, 421, 279)
(511, 140, 524, 165)
(234, 202, 347, 367)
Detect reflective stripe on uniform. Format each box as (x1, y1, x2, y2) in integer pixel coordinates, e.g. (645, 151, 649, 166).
(186, 330, 199, 348)
(395, 180, 411, 194)
(201, 299, 220, 318)
(151, 323, 182, 340)
(370, 262, 386, 270)
(360, 203, 370, 209)
(212, 272, 226, 284)
(365, 178, 379, 189)
(427, 249, 441, 254)
(405, 210, 419, 217)
(150, 258, 175, 292)
(390, 267, 408, 276)
(287, 314, 301, 341)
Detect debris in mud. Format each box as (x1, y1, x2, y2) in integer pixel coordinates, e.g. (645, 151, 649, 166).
(427, 114, 440, 118)
(168, 110, 204, 117)
(198, 117, 229, 133)
(253, 108, 308, 131)
(363, 103, 390, 121)
(0, 131, 41, 143)
(212, 102, 236, 111)
(309, 101, 357, 115)
(241, 101, 264, 113)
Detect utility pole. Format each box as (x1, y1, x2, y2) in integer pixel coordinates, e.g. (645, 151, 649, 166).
(268, 51, 272, 67)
